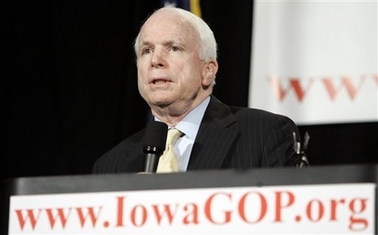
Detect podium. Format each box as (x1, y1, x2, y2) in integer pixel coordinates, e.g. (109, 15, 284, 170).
(1, 164, 377, 234)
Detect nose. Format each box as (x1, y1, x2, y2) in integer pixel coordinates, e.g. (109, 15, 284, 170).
(150, 49, 166, 68)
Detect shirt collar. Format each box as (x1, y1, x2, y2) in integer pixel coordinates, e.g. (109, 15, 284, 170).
(154, 96, 210, 140)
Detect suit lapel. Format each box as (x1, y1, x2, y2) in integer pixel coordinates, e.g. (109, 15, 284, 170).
(188, 96, 239, 170)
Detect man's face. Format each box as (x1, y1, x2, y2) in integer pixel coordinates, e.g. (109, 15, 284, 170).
(136, 11, 214, 116)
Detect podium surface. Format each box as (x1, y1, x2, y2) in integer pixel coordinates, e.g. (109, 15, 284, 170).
(1, 164, 377, 234)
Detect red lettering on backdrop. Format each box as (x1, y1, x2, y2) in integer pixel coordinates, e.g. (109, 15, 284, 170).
(238, 191, 267, 223)
(15, 209, 41, 230)
(45, 208, 71, 229)
(204, 192, 232, 224)
(274, 191, 295, 222)
(322, 76, 366, 100)
(289, 78, 314, 102)
(269, 74, 373, 102)
(269, 76, 314, 102)
(270, 77, 287, 101)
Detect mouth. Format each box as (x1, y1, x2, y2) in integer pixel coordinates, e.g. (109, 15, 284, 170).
(153, 79, 168, 85)
(150, 78, 171, 85)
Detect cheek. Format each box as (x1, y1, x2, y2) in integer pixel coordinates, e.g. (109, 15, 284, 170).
(137, 70, 148, 97)
(137, 79, 146, 98)
(181, 62, 203, 81)
(137, 66, 148, 83)
(178, 70, 201, 89)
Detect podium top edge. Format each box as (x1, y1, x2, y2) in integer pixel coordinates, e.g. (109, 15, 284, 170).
(1, 164, 377, 196)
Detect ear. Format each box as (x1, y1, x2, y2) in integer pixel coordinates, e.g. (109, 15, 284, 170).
(202, 60, 218, 87)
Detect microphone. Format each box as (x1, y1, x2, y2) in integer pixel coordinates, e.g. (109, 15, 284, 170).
(293, 131, 310, 168)
(143, 121, 168, 173)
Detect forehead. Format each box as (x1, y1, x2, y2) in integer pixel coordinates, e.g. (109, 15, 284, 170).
(139, 10, 198, 45)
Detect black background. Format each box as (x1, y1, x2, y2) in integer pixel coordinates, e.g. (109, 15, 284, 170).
(1, 0, 377, 180)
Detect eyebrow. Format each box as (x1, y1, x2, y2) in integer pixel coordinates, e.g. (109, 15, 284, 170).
(141, 39, 184, 48)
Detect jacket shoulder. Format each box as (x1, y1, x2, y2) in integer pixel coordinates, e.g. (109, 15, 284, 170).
(92, 129, 146, 173)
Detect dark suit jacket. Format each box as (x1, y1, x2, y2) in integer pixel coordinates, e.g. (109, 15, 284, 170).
(93, 96, 301, 173)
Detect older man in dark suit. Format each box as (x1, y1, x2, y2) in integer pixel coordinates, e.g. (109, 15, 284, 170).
(92, 6, 302, 174)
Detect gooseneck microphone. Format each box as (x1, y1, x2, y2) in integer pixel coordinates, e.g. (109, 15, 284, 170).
(143, 121, 168, 173)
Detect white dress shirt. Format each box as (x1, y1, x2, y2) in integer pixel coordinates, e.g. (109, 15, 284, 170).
(155, 96, 210, 171)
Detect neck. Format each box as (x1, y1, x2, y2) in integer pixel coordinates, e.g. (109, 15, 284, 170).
(151, 95, 210, 127)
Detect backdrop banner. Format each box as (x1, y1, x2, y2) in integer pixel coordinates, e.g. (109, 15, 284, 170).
(249, 0, 377, 125)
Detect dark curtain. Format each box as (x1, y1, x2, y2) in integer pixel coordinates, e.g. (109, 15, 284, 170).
(1, 0, 377, 180)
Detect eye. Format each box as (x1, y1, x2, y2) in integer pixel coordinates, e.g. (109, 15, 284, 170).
(170, 46, 182, 52)
(141, 47, 152, 55)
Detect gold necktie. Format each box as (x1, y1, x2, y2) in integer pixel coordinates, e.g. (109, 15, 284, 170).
(156, 128, 181, 173)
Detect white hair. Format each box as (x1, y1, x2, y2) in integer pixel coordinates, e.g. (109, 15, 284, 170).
(134, 6, 218, 62)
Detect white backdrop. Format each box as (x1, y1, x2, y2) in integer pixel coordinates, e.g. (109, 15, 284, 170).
(249, 0, 377, 125)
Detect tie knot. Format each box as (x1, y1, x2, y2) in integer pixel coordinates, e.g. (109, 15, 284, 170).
(166, 128, 181, 146)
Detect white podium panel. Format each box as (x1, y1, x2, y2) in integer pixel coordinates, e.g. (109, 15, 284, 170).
(1, 164, 377, 234)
